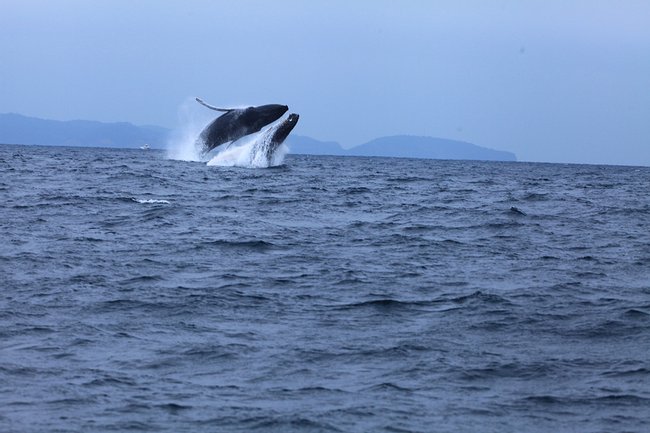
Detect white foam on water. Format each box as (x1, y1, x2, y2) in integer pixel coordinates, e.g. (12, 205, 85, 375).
(269, 143, 289, 167)
(133, 198, 170, 204)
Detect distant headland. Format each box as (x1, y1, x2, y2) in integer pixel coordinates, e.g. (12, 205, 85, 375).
(0, 113, 516, 162)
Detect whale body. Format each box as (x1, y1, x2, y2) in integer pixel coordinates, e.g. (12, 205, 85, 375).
(256, 113, 299, 164)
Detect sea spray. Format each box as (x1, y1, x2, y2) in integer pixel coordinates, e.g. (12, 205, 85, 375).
(206, 130, 288, 168)
(166, 97, 213, 162)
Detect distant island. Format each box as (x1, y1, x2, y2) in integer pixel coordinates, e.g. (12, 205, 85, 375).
(0, 113, 516, 161)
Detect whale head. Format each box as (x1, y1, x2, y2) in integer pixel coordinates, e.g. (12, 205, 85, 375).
(243, 104, 289, 131)
(269, 113, 299, 145)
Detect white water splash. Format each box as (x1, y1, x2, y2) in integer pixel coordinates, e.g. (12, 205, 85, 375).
(207, 129, 288, 168)
(166, 97, 213, 162)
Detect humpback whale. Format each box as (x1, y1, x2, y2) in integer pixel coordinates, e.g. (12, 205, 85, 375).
(195, 97, 288, 155)
(252, 113, 299, 165)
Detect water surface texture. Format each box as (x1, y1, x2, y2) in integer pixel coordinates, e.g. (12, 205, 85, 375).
(2, 144, 650, 432)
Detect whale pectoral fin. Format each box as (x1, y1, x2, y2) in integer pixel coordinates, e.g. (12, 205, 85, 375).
(195, 97, 234, 112)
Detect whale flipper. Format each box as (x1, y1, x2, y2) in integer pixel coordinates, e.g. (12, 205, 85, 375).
(195, 97, 234, 113)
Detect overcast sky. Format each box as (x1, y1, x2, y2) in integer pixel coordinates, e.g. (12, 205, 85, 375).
(1, 1, 649, 165)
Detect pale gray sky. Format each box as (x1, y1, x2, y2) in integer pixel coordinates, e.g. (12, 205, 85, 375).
(1, 0, 649, 165)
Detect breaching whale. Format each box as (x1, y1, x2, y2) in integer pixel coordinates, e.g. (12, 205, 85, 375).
(195, 97, 288, 155)
(250, 113, 300, 165)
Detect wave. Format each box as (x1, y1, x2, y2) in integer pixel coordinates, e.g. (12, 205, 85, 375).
(202, 239, 277, 252)
(523, 394, 650, 406)
(451, 290, 513, 306)
(336, 299, 422, 310)
(132, 198, 170, 204)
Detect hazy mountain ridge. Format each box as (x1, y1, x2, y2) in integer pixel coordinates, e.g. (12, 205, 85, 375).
(0, 113, 168, 148)
(287, 134, 516, 161)
(1, 113, 516, 161)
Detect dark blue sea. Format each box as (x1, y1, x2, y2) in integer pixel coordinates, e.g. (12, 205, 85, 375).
(1, 143, 650, 433)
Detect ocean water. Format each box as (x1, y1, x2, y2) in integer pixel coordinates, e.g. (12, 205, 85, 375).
(1, 143, 649, 433)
